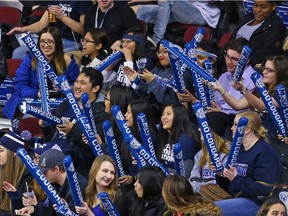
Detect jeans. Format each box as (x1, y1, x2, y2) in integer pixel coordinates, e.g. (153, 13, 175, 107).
(12, 37, 81, 59)
(215, 197, 260, 216)
(136, 1, 206, 43)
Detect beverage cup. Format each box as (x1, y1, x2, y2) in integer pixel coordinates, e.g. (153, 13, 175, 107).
(48, 5, 57, 23)
(23, 191, 35, 198)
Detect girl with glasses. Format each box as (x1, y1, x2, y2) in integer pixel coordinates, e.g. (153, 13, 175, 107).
(80, 28, 109, 71)
(209, 55, 288, 137)
(3, 26, 79, 122)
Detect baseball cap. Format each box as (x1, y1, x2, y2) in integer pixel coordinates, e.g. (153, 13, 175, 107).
(38, 148, 65, 173)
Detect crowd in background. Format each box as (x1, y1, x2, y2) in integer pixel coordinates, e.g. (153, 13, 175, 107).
(0, 0, 288, 216)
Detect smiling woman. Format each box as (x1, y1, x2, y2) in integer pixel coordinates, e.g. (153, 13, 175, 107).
(75, 155, 130, 216)
(158, 103, 200, 178)
(231, 0, 286, 66)
(3, 26, 80, 121)
(210, 55, 288, 136)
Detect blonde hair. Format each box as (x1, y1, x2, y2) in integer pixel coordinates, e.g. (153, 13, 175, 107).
(162, 175, 222, 216)
(0, 147, 25, 211)
(237, 111, 268, 140)
(85, 155, 118, 208)
(283, 36, 288, 51)
(199, 129, 230, 167)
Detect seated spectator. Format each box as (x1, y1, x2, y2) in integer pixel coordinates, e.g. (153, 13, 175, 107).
(215, 111, 282, 216)
(158, 103, 200, 178)
(119, 100, 159, 187)
(195, 40, 221, 79)
(257, 197, 287, 216)
(39, 67, 108, 177)
(130, 166, 166, 216)
(283, 36, 288, 57)
(75, 155, 130, 216)
(103, 28, 154, 90)
(8, 0, 91, 58)
(0, 129, 33, 214)
(189, 112, 231, 194)
(3, 26, 79, 121)
(84, 0, 139, 47)
(136, 0, 221, 43)
(125, 36, 194, 106)
(231, 0, 286, 66)
(104, 84, 136, 189)
(80, 28, 109, 70)
(162, 175, 222, 216)
(210, 55, 288, 137)
(208, 38, 255, 116)
(16, 147, 88, 216)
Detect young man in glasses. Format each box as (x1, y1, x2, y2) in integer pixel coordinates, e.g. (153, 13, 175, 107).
(204, 38, 256, 140)
(209, 38, 256, 116)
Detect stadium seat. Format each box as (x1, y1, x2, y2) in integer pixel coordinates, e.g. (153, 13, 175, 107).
(183, 26, 212, 42)
(0, 6, 22, 27)
(6, 59, 22, 78)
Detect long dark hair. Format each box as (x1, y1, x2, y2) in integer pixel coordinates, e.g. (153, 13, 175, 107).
(88, 28, 109, 52)
(130, 167, 166, 216)
(123, 28, 147, 60)
(157, 103, 198, 158)
(128, 100, 158, 141)
(261, 55, 288, 95)
(108, 84, 135, 173)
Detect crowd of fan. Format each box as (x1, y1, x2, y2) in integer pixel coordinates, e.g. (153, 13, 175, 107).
(0, 0, 288, 216)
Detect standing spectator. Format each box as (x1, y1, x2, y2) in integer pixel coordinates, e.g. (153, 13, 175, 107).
(84, 0, 139, 46)
(215, 111, 282, 216)
(8, 0, 92, 58)
(75, 155, 130, 216)
(136, 0, 221, 44)
(3, 26, 79, 121)
(232, 0, 286, 66)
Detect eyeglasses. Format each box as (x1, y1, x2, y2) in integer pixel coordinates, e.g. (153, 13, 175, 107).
(121, 39, 133, 45)
(104, 97, 110, 101)
(262, 67, 275, 73)
(224, 53, 239, 63)
(39, 39, 55, 47)
(81, 38, 96, 45)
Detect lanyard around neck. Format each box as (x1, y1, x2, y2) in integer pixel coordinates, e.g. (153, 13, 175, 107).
(95, 3, 113, 28)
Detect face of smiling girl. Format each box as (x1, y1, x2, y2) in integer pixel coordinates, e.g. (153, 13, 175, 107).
(125, 105, 134, 127)
(161, 106, 174, 133)
(157, 45, 170, 68)
(95, 161, 115, 189)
